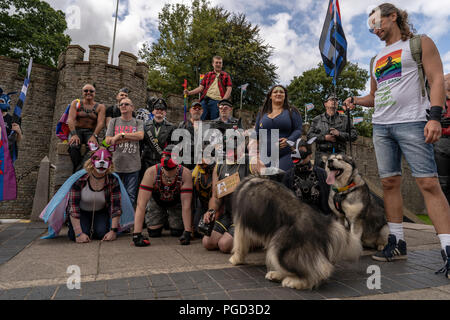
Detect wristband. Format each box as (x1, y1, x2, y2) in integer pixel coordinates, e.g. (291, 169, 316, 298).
(429, 106, 443, 121)
(76, 232, 82, 238)
(111, 228, 118, 233)
(70, 130, 77, 136)
(350, 96, 355, 104)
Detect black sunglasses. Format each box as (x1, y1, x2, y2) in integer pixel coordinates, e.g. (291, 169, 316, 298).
(84, 89, 95, 93)
(120, 102, 131, 107)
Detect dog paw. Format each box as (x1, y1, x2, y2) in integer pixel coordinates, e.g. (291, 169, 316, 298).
(281, 276, 309, 290)
(265, 271, 284, 282)
(229, 254, 244, 266)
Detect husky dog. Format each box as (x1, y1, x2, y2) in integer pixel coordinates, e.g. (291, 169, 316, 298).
(325, 154, 389, 250)
(229, 176, 362, 290)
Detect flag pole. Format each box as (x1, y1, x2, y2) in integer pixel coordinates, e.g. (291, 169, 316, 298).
(111, 0, 119, 64)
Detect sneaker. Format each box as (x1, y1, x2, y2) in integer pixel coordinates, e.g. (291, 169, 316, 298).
(372, 234, 407, 262)
(435, 246, 450, 279)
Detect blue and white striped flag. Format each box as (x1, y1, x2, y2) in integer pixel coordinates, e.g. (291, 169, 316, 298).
(9, 58, 32, 162)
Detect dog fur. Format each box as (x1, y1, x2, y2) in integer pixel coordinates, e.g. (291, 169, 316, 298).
(325, 154, 389, 251)
(229, 176, 362, 290)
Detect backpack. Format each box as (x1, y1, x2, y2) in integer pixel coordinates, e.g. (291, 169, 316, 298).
(56, 99, 80, 141)
(370, 34, 430, 99)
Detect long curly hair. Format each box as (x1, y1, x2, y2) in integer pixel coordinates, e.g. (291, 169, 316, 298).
(371, 3, 415, 41)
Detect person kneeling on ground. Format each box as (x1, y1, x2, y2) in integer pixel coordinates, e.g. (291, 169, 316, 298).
(133, 145, 193, 246)
(39, 144, 135, 242)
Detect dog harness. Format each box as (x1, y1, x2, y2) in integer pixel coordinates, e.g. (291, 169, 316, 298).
(332, 181, 357, 230)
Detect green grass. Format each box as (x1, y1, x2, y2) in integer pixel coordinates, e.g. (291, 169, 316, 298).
(416, 214, 433, 225)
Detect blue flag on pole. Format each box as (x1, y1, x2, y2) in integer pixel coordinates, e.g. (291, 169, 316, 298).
(319, 0, 347, 85)
(306, 103, 315, 112)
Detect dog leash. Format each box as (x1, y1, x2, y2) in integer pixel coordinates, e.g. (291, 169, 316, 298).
(332, 181, 357, 231)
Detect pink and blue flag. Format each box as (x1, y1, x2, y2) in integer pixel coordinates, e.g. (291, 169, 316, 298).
(353, 116, 364, 125)
(306, 103, 315, 111)
(0, 115, 17, 201)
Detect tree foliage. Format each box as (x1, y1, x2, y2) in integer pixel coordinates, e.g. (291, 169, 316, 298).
(139, 0, 277, 110)
(287, 62, 373, 136)
(0, 0, 71, 71)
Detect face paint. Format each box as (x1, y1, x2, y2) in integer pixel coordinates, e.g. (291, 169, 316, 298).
(91, 149, 112, 174)
(368, 7, 382, 34)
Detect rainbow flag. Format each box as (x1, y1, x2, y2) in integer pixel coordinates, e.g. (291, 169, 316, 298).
(199, 74, 205, 84)
(374, 49, 402, 84)
(0, 115, 17, 201)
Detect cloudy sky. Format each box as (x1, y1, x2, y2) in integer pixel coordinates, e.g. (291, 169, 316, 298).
(47, 0, 450, 93)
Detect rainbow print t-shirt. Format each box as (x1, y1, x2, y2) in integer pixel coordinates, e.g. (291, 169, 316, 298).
(372, 39, 430, 125)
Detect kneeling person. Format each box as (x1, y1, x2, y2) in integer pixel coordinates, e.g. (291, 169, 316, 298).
(133, 145, 193, 246)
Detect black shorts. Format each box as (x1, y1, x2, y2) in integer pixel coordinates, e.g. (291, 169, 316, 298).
(213, 213, 234, 237)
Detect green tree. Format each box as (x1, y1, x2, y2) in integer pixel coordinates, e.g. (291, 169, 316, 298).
(0, 0, 71, 71)
(139, 0, 277, 110)
(287, 62, 372, 136)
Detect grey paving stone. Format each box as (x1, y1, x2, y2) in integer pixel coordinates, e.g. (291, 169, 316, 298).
(106, 279, 129, 291)
(128, 276, 151, 289)
(179, 288, 203, 297)
(206, 269, 234, 280)
(154, 285, 178, 292)
(267, 287, 305, 300)
(378, 276, 413, 293)
(54, 286, 82, 298)
(182, 294, 207, 300)
(223, 268, 251, 279)
(238, 266, 267, 278)
(82, 281, 107, 294)
(175, 280, 197, 290)
(187, 271, 212, 282)
(411, 272, 450, 287)
(198, 284, 224, 294)
(25, 286, 58, 300)
(155, 290, 181, 299)
(130, 287, 156, 300)
(386, 275, 431, 290)
(105, 295, 133, 300)
(339, 279, 383, 296)
(149, 274, 173, 287)
(294, 289, 326, 300)
(206, 292, 231, 300)
(0, 288, 32, 300)
(227, 288, 277, 300)
(314, 280, 361, 299)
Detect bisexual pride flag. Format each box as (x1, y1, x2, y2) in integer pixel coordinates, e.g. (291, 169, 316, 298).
(0, 115, 17, 201)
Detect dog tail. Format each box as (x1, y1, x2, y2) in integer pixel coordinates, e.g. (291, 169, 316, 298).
(329, 221, 362, 262)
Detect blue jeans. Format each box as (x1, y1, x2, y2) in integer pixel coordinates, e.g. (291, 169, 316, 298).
(372, 122, 437, 178)
(201, 98, 219, 120)
(117, 171, 140, 206)
(68, 209, 110, 241)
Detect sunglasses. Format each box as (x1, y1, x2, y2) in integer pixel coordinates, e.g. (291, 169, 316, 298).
(120, 102, 131, 107)
(84, 89, 95, 93)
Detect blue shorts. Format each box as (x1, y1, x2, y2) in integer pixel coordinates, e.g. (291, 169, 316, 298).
(372, 122, 437, 179)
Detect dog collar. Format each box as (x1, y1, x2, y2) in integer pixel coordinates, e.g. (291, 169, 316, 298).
(332, 182, 356, 193)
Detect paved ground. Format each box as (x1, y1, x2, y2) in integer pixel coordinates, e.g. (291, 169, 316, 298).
(0, 220, 449, 300)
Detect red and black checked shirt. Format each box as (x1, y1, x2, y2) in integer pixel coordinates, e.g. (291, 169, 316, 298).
(200, 71, 232, 101)
(67, 173, 122, 219)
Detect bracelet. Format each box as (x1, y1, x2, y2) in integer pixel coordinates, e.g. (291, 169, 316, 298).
(75, 232, 82, 238)
(429, 106, 443, 121)
(70, 130, 77, 136)
(351, 96, 355, 104)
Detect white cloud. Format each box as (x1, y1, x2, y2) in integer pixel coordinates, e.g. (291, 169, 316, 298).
(45, 0, 450, 90)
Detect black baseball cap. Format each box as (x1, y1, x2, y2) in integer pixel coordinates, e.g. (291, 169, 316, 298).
(218, 99, 233, 108)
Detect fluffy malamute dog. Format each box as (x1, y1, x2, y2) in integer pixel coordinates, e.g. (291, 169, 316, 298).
(229, 176, 362, 290)
(325, 154, 389, 250)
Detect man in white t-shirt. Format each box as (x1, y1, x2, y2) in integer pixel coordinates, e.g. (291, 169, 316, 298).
(344, 3, 450, 278)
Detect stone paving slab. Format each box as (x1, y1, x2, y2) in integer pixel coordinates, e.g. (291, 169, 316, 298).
(1, 251, 449, 300)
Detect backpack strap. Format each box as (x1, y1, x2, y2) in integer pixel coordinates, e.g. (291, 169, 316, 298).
(410, 34, 427, 98)
(370, 55, 376, 80)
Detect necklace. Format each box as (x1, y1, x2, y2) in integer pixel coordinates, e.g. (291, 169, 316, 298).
(162, 167, 179, 185)
(88, 177, 105, 192)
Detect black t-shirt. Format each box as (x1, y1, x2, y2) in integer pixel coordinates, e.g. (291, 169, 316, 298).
(3, 113, 21, 159)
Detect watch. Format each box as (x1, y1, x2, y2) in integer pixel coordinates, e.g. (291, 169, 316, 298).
(111, 228, 119, 233)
